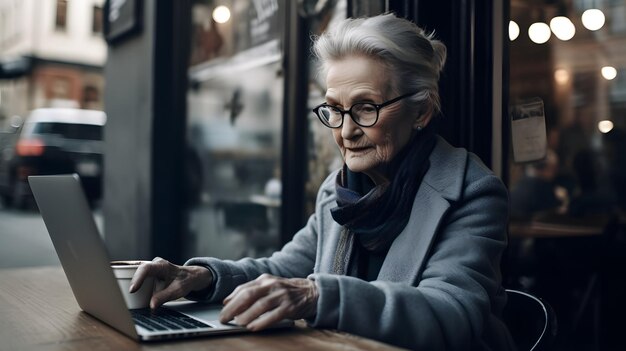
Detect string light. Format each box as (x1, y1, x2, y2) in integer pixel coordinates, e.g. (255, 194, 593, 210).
(212, 5, 231, 24)
(528, 22, 551, 44)
(550, 16, 575, 41)
(509, 21, 520, 41)
(582, 9, 605, 31)
(601, 66, 617, 80)
(598, 120, 614, 134)
(554, 69, 570, 85)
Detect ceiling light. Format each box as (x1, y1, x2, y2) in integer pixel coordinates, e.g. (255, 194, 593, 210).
(550, 16, 575, 41)
(582, 9, 605, 31)
(212, 5, 231, 24)
(528, 22, 551, 44)
(601, 66, 617, 80)
(554, 69, 570, 84)
(598, 120, 614, 133)
(509, 21, 520, 41)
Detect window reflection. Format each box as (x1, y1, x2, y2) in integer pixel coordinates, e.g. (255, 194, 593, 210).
(509, 0, 626, 220)
(508, 1, 626, 348)
(305, 0, 346, 216)
(184, 0, 284, 260)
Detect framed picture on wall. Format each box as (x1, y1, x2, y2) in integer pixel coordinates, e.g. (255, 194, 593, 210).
(104, 0, 143, 44)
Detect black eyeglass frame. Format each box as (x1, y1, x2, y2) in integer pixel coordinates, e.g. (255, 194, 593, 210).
(312, 92, 417, 128)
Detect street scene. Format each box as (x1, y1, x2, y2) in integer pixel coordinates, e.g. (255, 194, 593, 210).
(0, 202, 103, 268)
(0, 204, 58, 268)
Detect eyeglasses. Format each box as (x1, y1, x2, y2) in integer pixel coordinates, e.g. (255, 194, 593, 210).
(312, 92, 417, 129)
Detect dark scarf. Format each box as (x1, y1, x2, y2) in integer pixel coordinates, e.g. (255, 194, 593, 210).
(330, 128, 436, 276)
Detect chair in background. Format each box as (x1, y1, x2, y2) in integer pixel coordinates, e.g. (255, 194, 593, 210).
(502, 289, 558, 351)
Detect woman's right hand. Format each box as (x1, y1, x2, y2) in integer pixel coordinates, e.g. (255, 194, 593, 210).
(129, 257, 213, 309)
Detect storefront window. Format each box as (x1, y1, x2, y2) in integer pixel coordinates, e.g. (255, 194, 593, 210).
(184, 0, 285, 259)
(304, 0, 347, 216)
(508, 0, 626, 348)
(509, 1, 626, 221)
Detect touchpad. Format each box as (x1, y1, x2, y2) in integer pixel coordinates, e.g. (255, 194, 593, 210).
(165, 301, 223, 322)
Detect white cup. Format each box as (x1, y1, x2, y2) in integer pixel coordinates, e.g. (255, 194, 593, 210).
(111, 260, 154, 309)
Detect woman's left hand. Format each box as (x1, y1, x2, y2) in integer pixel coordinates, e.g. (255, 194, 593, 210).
(219, 274, 318, 331)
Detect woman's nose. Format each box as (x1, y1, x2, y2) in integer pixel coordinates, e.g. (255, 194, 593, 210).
(341, 113, 362, 139)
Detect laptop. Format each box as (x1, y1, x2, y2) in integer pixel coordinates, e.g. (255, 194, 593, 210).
(28, 174, 293, 341)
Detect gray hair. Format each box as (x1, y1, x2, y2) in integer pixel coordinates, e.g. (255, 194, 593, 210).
(312, 13, 447, 117)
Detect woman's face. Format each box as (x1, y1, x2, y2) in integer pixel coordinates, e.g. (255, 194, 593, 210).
(325, 56, 421, 183)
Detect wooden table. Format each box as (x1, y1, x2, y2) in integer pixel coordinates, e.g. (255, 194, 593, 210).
(508, 213, 611, 238)
(509, 220, 605, 238)
(0, 266, 403, 351)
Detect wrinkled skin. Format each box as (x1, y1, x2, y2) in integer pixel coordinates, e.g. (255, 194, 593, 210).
(326, 55, 430, 184)
(130, 258, 318, 331)
(129, 257, 213, 309)
(218, 274, 318, 330)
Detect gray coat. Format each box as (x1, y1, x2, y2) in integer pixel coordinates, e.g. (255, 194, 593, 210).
(186, 136, 515, 350)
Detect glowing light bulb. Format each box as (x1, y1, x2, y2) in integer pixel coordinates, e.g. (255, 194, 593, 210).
(550, 16, 575, 41)
(212, 5, 231, 24)
(582, 9, 605, 31)
(509, 21, 520, 41)
(598, 120, 614, 134)
(554, 69, 570, 85)
(528, 22, 551, 44)
(601, 66, 617, 80)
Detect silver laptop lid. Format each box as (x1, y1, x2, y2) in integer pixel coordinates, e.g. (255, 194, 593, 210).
(28, 174, 138, 339)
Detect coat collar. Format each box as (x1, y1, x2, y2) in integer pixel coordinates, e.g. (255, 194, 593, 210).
(422, 136, 467, 202)
(378, 136, 468, 283)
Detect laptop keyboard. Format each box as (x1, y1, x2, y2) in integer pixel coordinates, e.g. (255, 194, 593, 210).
(131, 308, 212, 331)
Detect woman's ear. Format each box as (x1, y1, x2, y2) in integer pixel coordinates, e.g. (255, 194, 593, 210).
(413, 111, 433, 130)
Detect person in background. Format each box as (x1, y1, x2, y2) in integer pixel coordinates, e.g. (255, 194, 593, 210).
(130, 13, 514, 350)
(510, 149, 565, 219)
(568, 148, 617, 216)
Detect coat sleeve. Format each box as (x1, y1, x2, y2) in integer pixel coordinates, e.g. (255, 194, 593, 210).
(182, 172, 338, 303)
(183, 215, 319, 302)
(307, 172, 511, 350)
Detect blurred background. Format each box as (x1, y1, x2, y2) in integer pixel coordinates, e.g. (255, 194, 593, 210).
(0, 0, 625, 350)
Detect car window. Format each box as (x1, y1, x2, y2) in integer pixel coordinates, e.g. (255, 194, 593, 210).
(31, 123, 103, 141)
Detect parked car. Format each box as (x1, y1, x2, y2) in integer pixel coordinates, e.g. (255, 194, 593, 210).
(0, 108, 106, 208)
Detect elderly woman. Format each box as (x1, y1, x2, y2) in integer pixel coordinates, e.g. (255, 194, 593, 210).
(131, 13, 514, 350)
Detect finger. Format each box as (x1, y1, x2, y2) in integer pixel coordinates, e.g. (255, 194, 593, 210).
(232, 290, 282, 326)
(223, 274, 274, 305)
(223, 285, 245, 306)
(149, 281, 184, 309)
(223, 278, 262, 305)
(246, 304, 288, 331)
(219, 285, 268, 323)
(129, 262, 156, 293)
(129, 258, 168, 293)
